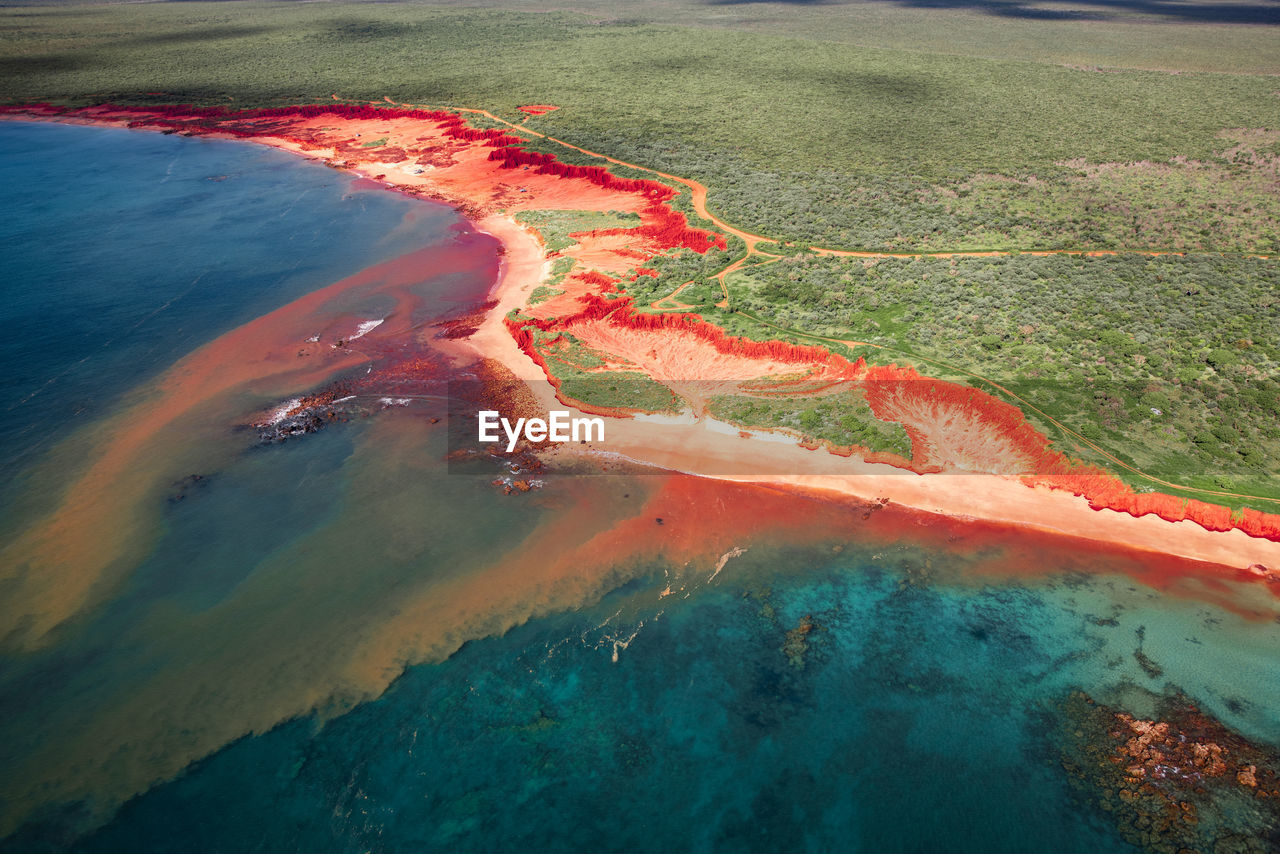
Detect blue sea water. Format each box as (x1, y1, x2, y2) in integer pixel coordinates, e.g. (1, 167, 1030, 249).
(1, 122, 1278, 854)
(0, 120, 458, 479)
(48, 559, 1280, 853)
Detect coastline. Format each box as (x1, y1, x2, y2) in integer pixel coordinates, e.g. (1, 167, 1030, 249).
(5, 106, 1278, 576)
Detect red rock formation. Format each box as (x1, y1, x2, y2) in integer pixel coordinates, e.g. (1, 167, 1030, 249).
(16, 101, 1276, 543)
(488, 147, 675, 200)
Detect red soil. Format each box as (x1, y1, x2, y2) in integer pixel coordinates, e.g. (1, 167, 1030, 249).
(518, 105, 560, 116)
(861, 363, 1072, 475)
(563, 232, 660, 276)
(574, 201, 728, 254)
(8, 100, 1276, 546)
(1040, 472, 1280, 542)
(520, 288, 1280, 542)
(488, 147, 675, 200)
(858, 362, 1280, 541)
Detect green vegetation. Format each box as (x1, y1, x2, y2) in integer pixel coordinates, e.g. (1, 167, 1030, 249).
(536, 331, 607, 371)
(920, 139, 1280, 253)
(708, 390, 913, 459)
(513, 209, 639, 254)
(527, 285, 562, 306)
(4, 0, 1275, 504)
(4, 4, 1279, 253)
(669, 280, 723, 307)
(730, 251, 1280, 500)
(532, 330, 681, 414)
(558, 370, 681, 414)
(703, 143, 1280, 253)
(622, 239, 741, 310)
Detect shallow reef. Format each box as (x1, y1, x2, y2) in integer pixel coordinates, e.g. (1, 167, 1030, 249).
(1055, 688, 1280, 853)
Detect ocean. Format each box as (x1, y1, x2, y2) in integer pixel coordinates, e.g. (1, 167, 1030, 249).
(1, 121, 1277, 853)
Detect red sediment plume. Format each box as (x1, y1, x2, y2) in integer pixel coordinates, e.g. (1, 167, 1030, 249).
(354, 354, 447, 397)
(551, 473, 865, 575)
(0, 237, 491, 648)
(550, 471, 1276, 620)
(434, 299, 499, 340)
(253, 382, 355, 426)
(19, 100, 1273, 545)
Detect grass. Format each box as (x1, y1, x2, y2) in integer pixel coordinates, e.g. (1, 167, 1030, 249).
(725, 250, 1280, 504)
(622, 240, 741, 310)
(530, 330, 682, 414)
(3, 0, 1276, 506)
(3, 4, 1279, 253)
(707, 390, 914, 459)
(513, 209, 640, 254)
(557, 370, 681, 414)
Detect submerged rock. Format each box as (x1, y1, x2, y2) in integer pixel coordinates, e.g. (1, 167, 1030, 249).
(1053, 689, 1280, 853)
(782, 614, 819, 669)
(167, 473, 209, 503)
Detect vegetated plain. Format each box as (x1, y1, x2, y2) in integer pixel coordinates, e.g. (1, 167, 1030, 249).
(2, 0, 1277, 509)
(724, 253, 1280, 503)
(5, 3, 1280, 253)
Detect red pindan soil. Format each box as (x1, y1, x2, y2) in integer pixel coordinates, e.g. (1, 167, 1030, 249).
(5, 101, 1277, 551)
(860, 365, 1064, 475)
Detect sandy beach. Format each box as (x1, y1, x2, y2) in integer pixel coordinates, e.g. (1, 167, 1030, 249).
(5, 103, 1278, 576)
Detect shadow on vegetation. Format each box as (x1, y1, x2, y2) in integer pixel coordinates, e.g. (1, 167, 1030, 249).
(709, 0, 1280, 24)
(318, 19, 422, 41)
(814, 70, 938, 104)
(0, 55, 92, 77)
(123, 25, 276, 47)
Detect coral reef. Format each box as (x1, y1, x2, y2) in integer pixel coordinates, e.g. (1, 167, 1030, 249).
(1054, 690, 1280, 853)
(781, 614, 818, 669)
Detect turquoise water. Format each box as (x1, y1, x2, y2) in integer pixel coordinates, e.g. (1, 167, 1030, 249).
(33, 558, 1280, 853)
(1, 122, 1278, 853)
(0, 121, 460, 478)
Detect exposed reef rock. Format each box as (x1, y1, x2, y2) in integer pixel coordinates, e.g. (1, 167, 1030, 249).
(255, 387, 358, 443)
(1054, 689, 1280, 853)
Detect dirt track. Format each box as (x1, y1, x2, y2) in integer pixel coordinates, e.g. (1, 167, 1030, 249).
(366, 96, 1277, 509)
